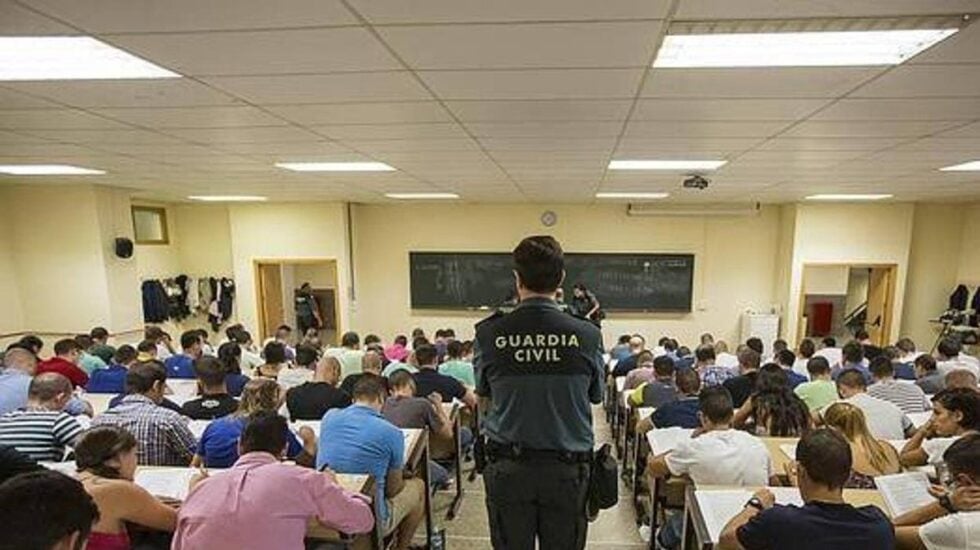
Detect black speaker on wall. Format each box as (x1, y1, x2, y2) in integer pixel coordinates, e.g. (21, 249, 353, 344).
(114, 237, 134, 259)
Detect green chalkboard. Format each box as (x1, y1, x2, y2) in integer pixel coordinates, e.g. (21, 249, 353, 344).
(409, 252, 694, 312)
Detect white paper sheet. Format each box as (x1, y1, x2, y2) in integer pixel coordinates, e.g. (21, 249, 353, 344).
(875, 471, 934, 517)
(780, 443, 797, 460)
(134, 468, 197, 501)
(646, 427, 694, 456)
(41, 461, 78, 476)
(907, 412, 932, 429)
(696, 487, 805, 543)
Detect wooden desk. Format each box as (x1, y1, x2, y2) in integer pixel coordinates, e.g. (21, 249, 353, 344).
(441, 402, 466, 520)
(84, 393, 114, 416)
(760, 437, 798, 479)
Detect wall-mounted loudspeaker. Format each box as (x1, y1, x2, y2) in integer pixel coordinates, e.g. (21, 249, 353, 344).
(114, 237, 134, 259)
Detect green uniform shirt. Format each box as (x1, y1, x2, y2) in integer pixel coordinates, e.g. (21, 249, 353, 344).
(794, 379, 838, 412)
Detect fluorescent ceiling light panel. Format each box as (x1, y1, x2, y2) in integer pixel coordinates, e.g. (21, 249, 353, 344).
(385, 193, 459, 199)
(276, 162, 396, 172)
(939, 160, 980, 172)
(653, 29, 958, 68)
(188, 195, 267, 202)
(0, 37, 179, 80)
(608, 160, 726, 171)
(596, 192, 670, 199)
(0, 164, 104, 175)
(805, 194, 893, 201)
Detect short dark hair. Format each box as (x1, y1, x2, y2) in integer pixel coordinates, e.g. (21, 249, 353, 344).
(414, 344, 438, 366)
(125, 361, 167, 394)
(932, 388, 980, 431)
(617, 334, 631, 345)
(869, 356, 894, 379)
(636, 350, 654, 365)
(938, 337, 962, 358)
(218, 342, 242, 374)
(29, 373, 72, 401)
(341, 331, 360, 347)
(776, 349, 796, 367)
(263, 341, 287, 364)
(836, 369, 867, 390)
(113, 345, 137, 365)
(799, 339, 816, 359)
(18, 335, 43, 353)
(180, 330, 201, 351)
(842, 341, 864, 364)
(74, 334, 94, 350)
(882, 345, 901, 362)
(90, 327, 109, 340)
(389, 369, 416, 391)
(74, 426, 137, 480)
(695, 344, 716, 363)
(653, 355, 675, 377)
(896, 337, 916, 354)
(676, 368, 702, 395)
(0, 470, 100, 549)
(352, 375, 387, 402)
(699, 386, 734, 424)
(797, 428, 852, 489)
(745, 337, 763, 355)
(855, 329, 870, 341)
(276, 324, 292, 333)
(772, 339, 788, 352)
(395, 335, 408, 346)
(512, 235, 564, 293)
(822, 337, 837, 348)
(193, 356, 227, 388)
(914, 354, 938, 372)
(53, 338, 81, 356)
(364, 334, 381, 346)
(295, 345, 319, 368)
(944, 433, 980, 481)
(241, 411, 288, 456)
(664, 339, 679, 352)
(738, 348, 761, 370)
(447, 340, 464, 359)
(806, 356, 831, 376)
(137, 339, 157, 354)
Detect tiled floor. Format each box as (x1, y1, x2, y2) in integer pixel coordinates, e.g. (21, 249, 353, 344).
(425, 405, 647, 549)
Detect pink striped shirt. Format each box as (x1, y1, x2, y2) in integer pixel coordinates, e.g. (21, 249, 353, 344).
(173, 452, 373, 550)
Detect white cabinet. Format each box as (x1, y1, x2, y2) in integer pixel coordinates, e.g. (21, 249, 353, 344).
(740, 313, 780, 355)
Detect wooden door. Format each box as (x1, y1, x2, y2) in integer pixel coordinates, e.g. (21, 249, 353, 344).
(866, 267, 893, 346)
(257, 263, 285, 341)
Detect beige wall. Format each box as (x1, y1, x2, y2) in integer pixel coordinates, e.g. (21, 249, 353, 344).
(350, 203, 781, 345)
(958, 203, 980, 285)
(0, 200, 24, 335)
(93, 186, 143, 333)
(803, 265, 849, 295)
(134, 202, 181, 281)
(174, 205, 234, 277)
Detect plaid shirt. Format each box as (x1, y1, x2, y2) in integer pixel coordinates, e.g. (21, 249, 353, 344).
(92, 394, 196, 466)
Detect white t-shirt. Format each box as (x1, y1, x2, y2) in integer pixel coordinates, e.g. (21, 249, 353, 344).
(922, 436, 963, 465)
(815, 347, 843, 368)
(716, 352, 739, 369)
(792, 358, 811, 378)
(240, 349, 263, 376)
(938, 356, 980, 379)
(844, 393, 912, 440)
(919, 511, 980, 550)
(276, 367, 313, 390)
(665, 429, 772, 486)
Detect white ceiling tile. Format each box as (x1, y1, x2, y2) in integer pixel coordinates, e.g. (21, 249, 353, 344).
(226, 141, 354, 157)
(24, 128, 187, 145)
(106, 28, 399, 76)
(0, 1, 79, 34)
(19, 0, 356, 32)
(419, 69, 643, 100)
(478, 137, 616, 152)
(93, 143, 218, 156)
(811, 98, 980, 121)
(347, 0, 669, 23)
(675, 0, 980, 18)
(782, 120, 962, 138)
(447, 100, 632, 122)
(0, 129, 50, 144)
(341, 138, 481, 154)
(851, 65, 980, 98)
(161, 126, 318, 144)
(311, 122, 468, 140)
(754, 137, 906, 152)
(897, 137, 980, 151)
(4, 79, 236, 108)
(90, 106, 287, 128)
(466, 121, 623, 138)
(266, 102, 451, 125)
(643, 67, 881, 98)
(0, 143, 105, 157)
(624, 120, 789, 138)
(202, 72, 431, 104)
(379, 21, 663, 70)
(631, 98, 828, 121)
(0, 87, 64, 110)
(0, 109, 131, 130)
(615, 137, 761, 154)
(932, 121, 980, 138)
(909, 21, 980, 65)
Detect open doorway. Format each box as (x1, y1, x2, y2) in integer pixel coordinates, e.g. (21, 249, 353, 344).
(255, 259, 340, 346)
(798, 264, 897, 347)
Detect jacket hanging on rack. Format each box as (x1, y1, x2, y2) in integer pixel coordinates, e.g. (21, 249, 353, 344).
(141, 280, 169, 323)
(950, 284, 970, 311)
(970, 287, 980, 328)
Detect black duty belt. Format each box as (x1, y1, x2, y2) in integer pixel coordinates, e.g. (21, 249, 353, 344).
(486, 440, 593, 464)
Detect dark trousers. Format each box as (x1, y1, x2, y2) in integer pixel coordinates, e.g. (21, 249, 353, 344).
(484, 456, 590, 550)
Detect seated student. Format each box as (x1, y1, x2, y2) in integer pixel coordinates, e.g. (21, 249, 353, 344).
(794, 356, 839, 413)
(37, 338, 89, 389)
(834, 369, 914, 440)
(174, 411, 373, 550)
(383, 370, 453, 488)
(714, 340, 740, 370)
(384, 334, 410, 364)
(439, 340, 475, 387)
(318, 377, 426, 550)
(629, 355, 678, 408)
(611, 334, 647, 377)
(0, 348, 87, 417)
(0, 373, 83, 462)
(775, 349, 808, 389)
(896, 337, 922, 362)
(88, 327, 116, 365)
(900, 388, 980, 467)
(92, 362, 196, 466)
(75, 426, 178, 549)
(883, 344, 917, 381)
(793, 339, 816, 378)
(273, 324, 296, 362)
(936, 336, 980, 379)
(0, 444, 41, 485)
(673, 346, 695, 370)
(718, 428, 894, 550)
(946, 369, 979, 391)
(698, 344, 737, 387)
(831, 341, 872, 384)
(894, 433, 980, 550)
(195, 329, 216, 357)
(226, 325, 263, 374)
(340, 349, 390, 396)
(216, 342, 249, 397)
(855, 328, 883, 361)
(610, 334, 633, 362)
(915, 354, 946, 395)
(145, 326, 174, 361)
(86, 345, 137, 395)
(819, 403, 901, 488)
(623, 350, 656, 391)
(181, 356, 239, 420)
(74, 334, 108, 375)
(274, 343, 314, 391)
(135, 339, 157, 362)
(0, 470, 100, 550)
(735, 364, 812, 437)
(412, 344, 478, 409)
(196, 378, 315, 468)
(745, 337, 764, 357)
(814, 336, 842, 367)
(867, 356, 932, 414)
(286, 355, 351, 422)
(647, 386, 773, 549)
(723, 348, 762, 408)
(255, 341, 288, 381)
(643, 368, 702, 431)
(163, 331, 203, 380)
(770, 338, 788, 363)
(328, 331, 366, 380)
(382, 357, 418, 378)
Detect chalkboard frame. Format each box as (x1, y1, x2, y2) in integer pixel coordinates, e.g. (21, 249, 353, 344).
(409, 251, 695, 313)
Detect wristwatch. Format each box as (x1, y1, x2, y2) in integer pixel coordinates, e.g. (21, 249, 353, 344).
(938, 494, 957, 513)
(745, 496, 765, 511)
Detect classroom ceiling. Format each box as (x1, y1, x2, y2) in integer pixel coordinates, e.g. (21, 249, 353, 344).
(1, 0, 980, 204)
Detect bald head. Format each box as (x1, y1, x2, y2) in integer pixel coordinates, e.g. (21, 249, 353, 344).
(362, 350, 382, 375)
(315, 355, 341, 385)
(3, 348, 37, 375)
(28, 373, 73, 406)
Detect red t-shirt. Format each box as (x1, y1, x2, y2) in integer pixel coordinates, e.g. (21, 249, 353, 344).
(37, 357, 89, 389)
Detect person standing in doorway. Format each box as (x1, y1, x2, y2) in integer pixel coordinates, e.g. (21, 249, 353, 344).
(294, 283, 322, 337)
(475, 236, 604, 550)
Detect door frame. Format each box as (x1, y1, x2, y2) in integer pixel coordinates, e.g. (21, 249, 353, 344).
(253, 257, 342, 343)
(796, 262, 898, 347)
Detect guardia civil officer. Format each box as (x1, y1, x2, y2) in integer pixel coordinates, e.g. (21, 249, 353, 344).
(474, 235, 605, 550)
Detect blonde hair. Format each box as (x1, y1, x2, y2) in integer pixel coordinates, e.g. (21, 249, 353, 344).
(823, 402, 895, 474)
(237, 378, 280, 416)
